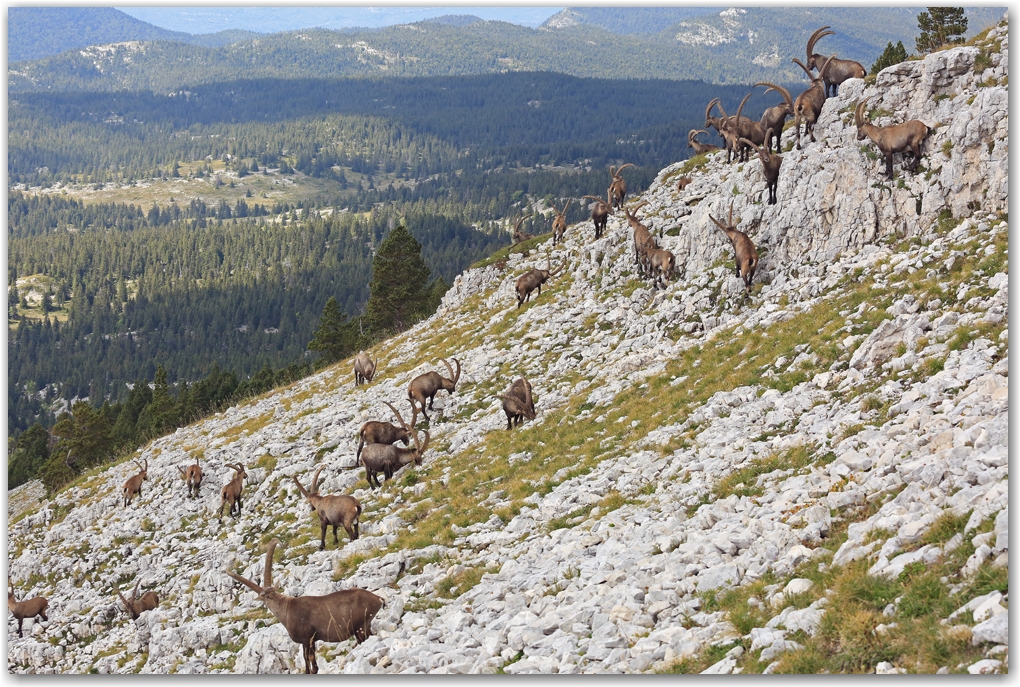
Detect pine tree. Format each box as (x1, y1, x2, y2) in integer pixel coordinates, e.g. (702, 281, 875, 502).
(871, 41, 910, 75)
(916, 7, 968, 54)
(135, 364, 177, 439)
(365, 225, 433, 334)
(308, 296, 358, 364)
(42, 401, 113, 492)
(8, 423, 50, 488)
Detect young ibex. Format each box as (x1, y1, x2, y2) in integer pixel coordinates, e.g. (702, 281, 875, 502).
(177, 460, 203, 499)
(676, 176, 693, 192)
(408, 358, 461, 423)
(353, 351, 376, 386)
(791, 54, 836, 149)
(581, 190, 612, 240)
(806, 26, 866, 97)
(226, 539, 384, 674)
(118, 580, 159, 620)
(709, 202, 759, 294)
(608, 163, 635, 210)
(8, 582, 48, 638)
(688, 129, 721, 156)
(356, 401, 415, 464)
(854, 97, 930, 178)
(551, 199, 571, 246)
(122, 459, 148, 507)
(515, 258, 564, 309)
(293, 466, 362, 549)
(219, 463, 247, 519)
(510, 214, 533, 245)
(502, 377, 536, 430)
(740, 129, 784, 206)
(623, 201, 655, 275)
(361, 428, 430, 489)
(753, 82, 794, 153)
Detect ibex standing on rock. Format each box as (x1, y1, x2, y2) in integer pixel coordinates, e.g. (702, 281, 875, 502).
(178, 460, 203, 499)
(353, 352, 376, 386)
(608, 163, 635, 210)
(709, 202, 759, 294)
(118, 580, 159, 620)
(356, 401, 415, 464)
(226, 540, 384, 674)
(502, 377, 536, 430)
(791, 54, 836, 149)
(122, 459, 147, 507)
(8, 582, 48, 638)
(361, 427, 430, 489)
(855, 97, 930, 179)
(623, 201, 655, 275)
(408, 358, 461, 423)
(582, 190, 612, 240)
(293, 466, 362, 549)
(740, 129, 784, 206)
(753, 83, 794, 154)
(806, 26, 866, 97)
(551, 199, 571, 246)
(515, 258, 564, 309)
(219, 463, 247, 519)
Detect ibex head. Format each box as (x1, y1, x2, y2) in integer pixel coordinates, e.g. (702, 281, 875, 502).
(440, 358, 462, 390)
(854, 97, 872, 140)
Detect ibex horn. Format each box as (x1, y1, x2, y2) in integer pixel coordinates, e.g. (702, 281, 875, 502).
(384, 401, 408, 430)
(735, 92, 753, 125)
(263, 539, 279, 589)
(311, 465, 325, 494)
(855, 97, 870, 128)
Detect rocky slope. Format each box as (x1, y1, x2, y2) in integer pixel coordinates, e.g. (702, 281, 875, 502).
(7, 19, 1008, 675)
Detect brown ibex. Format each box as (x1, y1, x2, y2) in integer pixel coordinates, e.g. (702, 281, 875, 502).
(709, 202, 759, 294)
(293, 466, 362, 549)
(118, 580, 159, 620)
(754, 82, 794, 153)
(408, 358, 461, 423)
(608, 163, 635, 210)
(177, 460, 203, 499)
(645, 246, 677, 290)
(688, 129, 720, 156)
(356, 401, 415, 464)
(855, 97, 930, 178)
(502, 377, 536, 430)
(511, 214, 533, 245)
(219, 463, 247, 519)
(353, 351, 376, 386)
(676, 176, 693, 192)
(8, 582, 48, 638)
(729, 92, 768, 163)
(740, 129, 784, 206)
(623, 201, 655, 275)
(791, 54, 836, 149)
(226, 539, 384, 674)
(361, 428, 430, 489)
(806, 26, 866, 97)
(122, 459, 148, 507)
(551, 199, 571, 246)
(706, 100, 742, 163)
(582, 190, 612, 239)
(515, 258, 564, 309)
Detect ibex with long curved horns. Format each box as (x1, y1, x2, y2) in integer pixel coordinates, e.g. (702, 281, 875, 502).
(118, 580, 159, 620)
(688, 129, 721, 156)
(122, 459, 148, 507)
(408, 358, 461, 423)
(361, 427, 430, 489)
(791, 54, 836, 149)
(709, 202, 759, 294)
(854, 97, 930, 178)
(353, 352, 376, 386)
(608, 163, 635, 210)
(515, 257, 564, 309)
(729, 92, 768, 163)
(806, 26, 866, 97)
(753, 82, 794, 153)
(740, 129, 784, 205)
(551, 199, 571, 246)
(502, 377, 536, 430)
(582, 190, 612, 240)
(510, 214, 533, 245)
(293, 466, 362, 549)
(356, 401, 415, 464)
(226, 540, 383, 673)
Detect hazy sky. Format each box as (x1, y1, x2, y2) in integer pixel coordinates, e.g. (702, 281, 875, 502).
(119, 6, 565, 34)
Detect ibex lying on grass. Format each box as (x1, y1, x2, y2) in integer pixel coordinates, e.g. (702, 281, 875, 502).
(676, 176, 693, 192)
(511, 214, 533, 245)
(582, 190, 612, 239)
(807, 26, 866, 97)
(177, 460, 203, 499)
(226, 539, 384, 674)
(754, 82, 794, 153)
(361, 428, 429, 489)
(502, 377, 536, 430)
(740, 129, 784, 205)
(688, 129, 720, 156)
(515, 258, 564, 309)
(293, 466, 361, 549)
(356, 401, 415, 464)
(608, 163, 635, 210)
(408, 358, 461, 423)
(791, 54, 836, 149)
(219, 463, 247, 519)
(623, 201, 655, 275)
(8, 582, 48, 638)
(709, 202, 759, 294)
(118, 580, 159, 620)
(551, 200, 571, 246)
(855, 97, 930, 179)
(353, 352, 376, 386)
(122, 459, 148, 507)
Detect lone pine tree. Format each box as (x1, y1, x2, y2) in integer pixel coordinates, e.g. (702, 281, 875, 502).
(365, 225, 434, 334)
(916, 7, 968, 54)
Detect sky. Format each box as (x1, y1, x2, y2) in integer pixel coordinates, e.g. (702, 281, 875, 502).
(119, 6, 566, 34)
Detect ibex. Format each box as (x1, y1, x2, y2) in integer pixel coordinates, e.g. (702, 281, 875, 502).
(854, 97, 930, 178)
(122, 459, 148, 507)
(791, 54, 836, 149)
(706, 100, 741, 163)
(118, 580, 159, 620)
(709, 202, 759, 294)
(806, 26, 866, 97)
(356, 401, 414, 464)
(676, 177, 693, 192)
(510, 214, 533, 245)
(645, 246, 677, 290)
(753, 82, 794, 153)
(515, 258, 564, 309)
(551, 199, 571, 246)
(729, 92, 768, 163)
(8, 582, 48, 638)
(219, 463, 247, 519)
(177, 460, 203, 499)
(740, 129, 783, 206)
(361, 428, 430, 489)
(293, 466, 362, 549)
(502, 377, 536, 430)
(408, 358, 461, 423)
(581, 190, 612, 239)
(226, 539, 384, 674)
(623, 201, 655, 275)
(353, 352, 376, 386)
(688, 129, 720, 156)
(608, 163, 635, 210)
